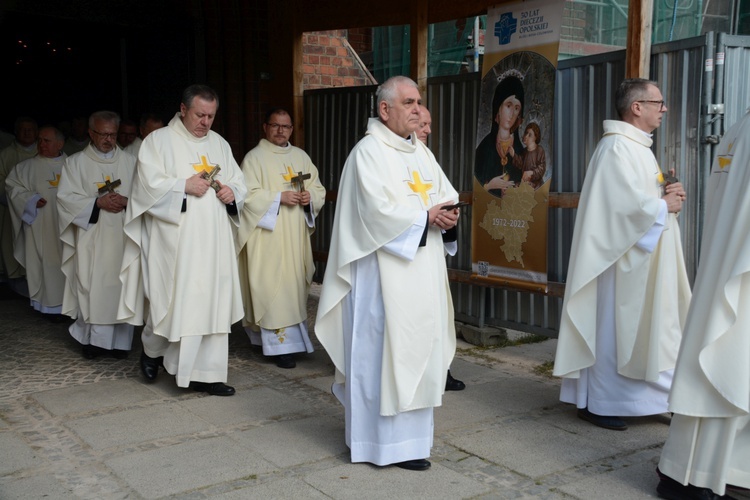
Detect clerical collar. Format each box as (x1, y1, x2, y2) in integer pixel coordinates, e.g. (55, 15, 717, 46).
(640, 130, 653, 139)
(20, 142, 36, 152)
(92, 147, 115, 159)
(402, 135, 412, 143)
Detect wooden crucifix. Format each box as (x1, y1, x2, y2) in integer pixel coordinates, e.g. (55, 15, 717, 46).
(291, 171, 311, 213)
(201, 165, 222, 192)
(97, 178, 122, 195)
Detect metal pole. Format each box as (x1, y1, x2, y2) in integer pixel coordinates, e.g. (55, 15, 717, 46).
(698, 31, 716, 262)
(474, 16, 480, 73)
(714, 32, 726, 137)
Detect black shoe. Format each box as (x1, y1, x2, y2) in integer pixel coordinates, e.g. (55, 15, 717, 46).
(82, 344, 105, 359)
(577, 407, 628, 430)
(189, 382, 235, 396)
(395, 459, 431, 471)
(656, 467, 736, 499)
(48, 313, 69, 324)
(112, 349, 130, 359)
(140, 351, 161, 382)
(445, 370, 466, 391)
(275, 354, 296, 369)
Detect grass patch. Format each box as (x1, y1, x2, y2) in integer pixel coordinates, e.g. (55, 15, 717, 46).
(459, 333, 550, 351)
(533, 360, 555, 378)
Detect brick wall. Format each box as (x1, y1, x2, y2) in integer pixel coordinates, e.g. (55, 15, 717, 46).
(303, 29, 375, 89)
(561, 0, 588, 42)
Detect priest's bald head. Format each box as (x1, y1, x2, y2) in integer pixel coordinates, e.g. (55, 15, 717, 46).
(37, 126, 64, 159)
(616, 78, 668, 133)
(180, 84, 219, 138)
(417, 107, 432, 145)
(376, 76, 423, 139)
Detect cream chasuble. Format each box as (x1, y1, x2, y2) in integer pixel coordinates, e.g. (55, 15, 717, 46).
(316, 118, 458, 418)
(0, 141, 38, 281)
(6, 153, 66, 311)
(57, 145, 136, 324)
(123, 137, 142, 158)
(237, 139, 325, 339)
(119, 113, 246, 341)
(554, 120, 691, 389)
(659, 111, 750, 494)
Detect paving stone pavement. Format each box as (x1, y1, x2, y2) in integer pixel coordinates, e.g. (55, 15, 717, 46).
(1, 285, 748, 500)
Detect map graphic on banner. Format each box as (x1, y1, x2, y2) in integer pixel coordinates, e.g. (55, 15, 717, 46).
(471, 0, 565, 292)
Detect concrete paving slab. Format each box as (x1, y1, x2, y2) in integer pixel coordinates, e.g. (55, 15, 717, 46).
(31, 378, 159, 416)
(0, 432, 43, 474)
(550, 409, 671, 453)
(299, 374, 335, 395)
(233, 415, 347, 467)
(445, 357, 510, 386)
(435, 376, 562, 433)
(304, 461, 492, 499)
(226, 365, 273, 389)
(481, 339, 557, 373)
(0, 474, 78, 499)
(181, 386, 308, 426)
(127, 375, 192, 398)
(445, 417, 627, 478)
(105, 435, 277, 499)
(211, 477, 331, 499)
(556, 448, 662, 499)
(66, 402, 212, 450)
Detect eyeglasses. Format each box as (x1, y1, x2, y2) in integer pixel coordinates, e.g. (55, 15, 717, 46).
(91, 130, 117, 140)
(267, 123, 293, 131)
(637, 100, 666, 109)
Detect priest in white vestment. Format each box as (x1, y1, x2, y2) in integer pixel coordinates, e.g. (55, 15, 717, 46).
(117, 119, 139, 153)
(57, 111, 137, 359)
(62, 117, 90, 157)
(316, 76, 460, 471)
(125, 113, 164, 159)
(553, 78, 691, 431)
(5, 126, 66, 317)
(656, 110, 750, 498)
(119, 85, 246, 397)
(238, 107, 326, 369)
(417, 106, 465, 392)
(0, 117, 38, 294)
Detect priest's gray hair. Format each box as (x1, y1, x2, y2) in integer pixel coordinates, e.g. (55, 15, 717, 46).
(182, 84, 220, 110)
(376, 76, 418, 108)
(40, 126, 65, 142)
(616, 78, 659, 119)
(89, 111, 120, 129)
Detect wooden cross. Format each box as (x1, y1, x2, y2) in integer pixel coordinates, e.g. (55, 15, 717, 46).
(97, 178, 122, 194)
(291, 171, 312, 213)
(201, 165, 222, 192)
(291, 171, 311, 192)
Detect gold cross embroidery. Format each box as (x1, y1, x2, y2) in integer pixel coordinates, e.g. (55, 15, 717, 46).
(408, 170, 433, 206)
(282, 165, 296, 182)
(192, 154, 218, 175)
(95, 175, 113, 190)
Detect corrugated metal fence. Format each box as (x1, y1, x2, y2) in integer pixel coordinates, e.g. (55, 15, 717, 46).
(304, 32, 750, 336)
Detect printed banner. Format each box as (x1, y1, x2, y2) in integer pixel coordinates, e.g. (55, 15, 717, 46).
(471, 0, 565, 292)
